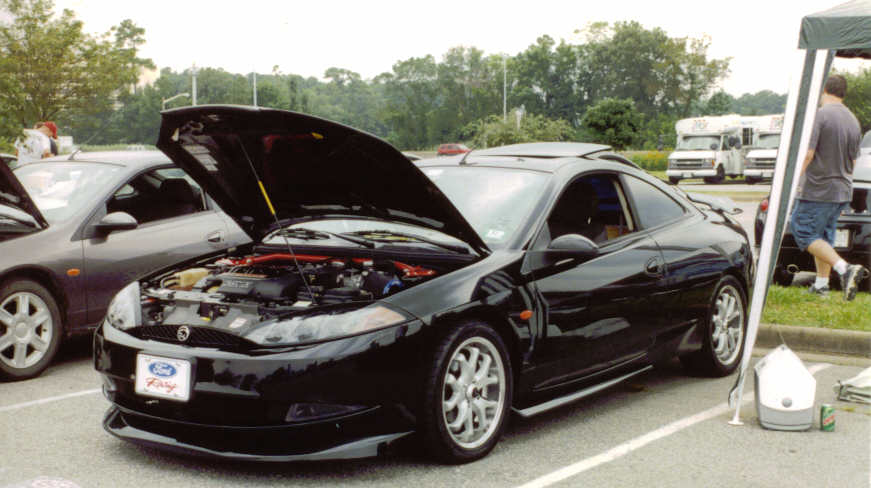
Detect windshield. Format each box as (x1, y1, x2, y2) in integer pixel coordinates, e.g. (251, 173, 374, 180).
(419, 166, 548, 248)
(273, 219, 470, 251)
(861, 131, 871, 148)
(757, 134, 781, 149)
(14, 162, 121, 223)
(675, 135, 721, 151)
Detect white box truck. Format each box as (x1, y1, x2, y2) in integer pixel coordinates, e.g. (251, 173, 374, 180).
(743, 114, 784, 184)
(666, 115, 745, 184)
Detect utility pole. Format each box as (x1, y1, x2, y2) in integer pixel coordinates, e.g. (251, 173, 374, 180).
(253, 71, 258, 107)
(191, 63, 199, 106)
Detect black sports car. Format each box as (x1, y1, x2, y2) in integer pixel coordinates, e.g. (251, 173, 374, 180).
(0, 151, 249, 380)
(94, 106, 753, 463)
(754, 162, 871, 290)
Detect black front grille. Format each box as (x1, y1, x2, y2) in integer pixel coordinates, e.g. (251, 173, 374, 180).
(130, 325, 253, 349)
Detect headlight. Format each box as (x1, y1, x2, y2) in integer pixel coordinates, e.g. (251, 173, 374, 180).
(704, 158, 715, 166)
(106, 281, 141, 331)
(244, 304, 411, 346)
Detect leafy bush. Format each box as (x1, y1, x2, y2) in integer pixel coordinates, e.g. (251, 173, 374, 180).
(581, 98, 641, 150)
(464, 113, 574, 148)
(623, 150, 669, 171)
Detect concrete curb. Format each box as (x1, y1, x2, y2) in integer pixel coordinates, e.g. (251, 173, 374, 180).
(756, 323, 871, 358)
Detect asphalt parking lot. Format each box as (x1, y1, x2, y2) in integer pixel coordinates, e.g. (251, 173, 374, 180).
(0, 336, 869, 488)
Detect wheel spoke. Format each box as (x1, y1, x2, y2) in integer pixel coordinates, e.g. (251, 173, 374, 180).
(448, 400, 469, 431)
(464, 347, 480, 383)
(473, 353, 492, 383)
(30, 310, 50, 327)
(0, 331, 13, 352)
(30, 335, 48, 353)
(0, 309, 13, 327)
(13, 342, 28, 368)
(15, 294, 30, 315)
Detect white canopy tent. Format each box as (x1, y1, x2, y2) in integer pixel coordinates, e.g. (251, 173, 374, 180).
(728, 0, 871, 421)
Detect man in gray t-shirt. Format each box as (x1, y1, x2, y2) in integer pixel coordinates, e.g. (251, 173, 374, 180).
(790, 74, 868, 300)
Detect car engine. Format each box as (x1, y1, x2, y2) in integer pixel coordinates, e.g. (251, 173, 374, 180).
(139, 252, 439, 331)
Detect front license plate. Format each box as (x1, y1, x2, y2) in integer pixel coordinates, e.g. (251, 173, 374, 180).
(834, 228, 850, 249)
(135, 354, 191, 402)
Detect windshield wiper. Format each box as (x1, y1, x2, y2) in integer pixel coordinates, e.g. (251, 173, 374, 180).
(275, 227, 375, 248)
(351, 230, 469, 254)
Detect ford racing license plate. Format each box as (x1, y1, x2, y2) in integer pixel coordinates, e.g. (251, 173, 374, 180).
(834, 229, 850, 249)
(135, 354, 191, 402)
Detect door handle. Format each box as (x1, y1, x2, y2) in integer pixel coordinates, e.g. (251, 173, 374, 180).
(644, 257, 664, 277)
(207, 230, 224, 243)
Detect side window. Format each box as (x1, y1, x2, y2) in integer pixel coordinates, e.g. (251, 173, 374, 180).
(546, 173, 636, 244)
(622, 175, 686, 229)
(107, 167, 205, 225)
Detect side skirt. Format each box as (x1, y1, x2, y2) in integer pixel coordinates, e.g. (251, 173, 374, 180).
(511, 365, 653, 418)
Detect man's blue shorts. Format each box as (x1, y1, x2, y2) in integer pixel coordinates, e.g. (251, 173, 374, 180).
(789, 199, 849, 251)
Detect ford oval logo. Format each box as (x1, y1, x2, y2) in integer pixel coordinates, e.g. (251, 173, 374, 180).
(148, 362, 177, 377)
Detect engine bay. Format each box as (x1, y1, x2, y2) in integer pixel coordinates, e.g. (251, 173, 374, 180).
(140, 252, 442, 330)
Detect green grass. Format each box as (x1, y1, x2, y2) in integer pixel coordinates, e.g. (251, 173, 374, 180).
(761, 285, 871, 332)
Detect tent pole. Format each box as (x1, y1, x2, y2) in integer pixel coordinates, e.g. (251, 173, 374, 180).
(728, 48, 830, 424)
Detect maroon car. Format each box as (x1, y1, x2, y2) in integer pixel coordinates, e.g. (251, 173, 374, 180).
(437, 143, 470, 156)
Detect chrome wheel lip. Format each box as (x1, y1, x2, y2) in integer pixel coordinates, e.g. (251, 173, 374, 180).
(711, 284, 744, 366)
(441, 335, 506, 450)
(0, 291, 53, 370)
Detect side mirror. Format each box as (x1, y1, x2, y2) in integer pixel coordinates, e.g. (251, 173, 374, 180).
(522, 234, 599, 277)
(729, 136, 742, 149)
(94, 211, 138, 234)
(549, 234, 599, 254)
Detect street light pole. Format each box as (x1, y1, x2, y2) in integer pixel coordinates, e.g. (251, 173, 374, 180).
(161, 92, 190, 111)
(253, 71, 257, 107)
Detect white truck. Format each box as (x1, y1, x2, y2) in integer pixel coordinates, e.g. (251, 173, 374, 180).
(743, 114, 784, 184)
(666, 115, 745, 184)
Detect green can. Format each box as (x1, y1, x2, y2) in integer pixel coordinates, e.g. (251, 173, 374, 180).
(820, 404, 835, 432)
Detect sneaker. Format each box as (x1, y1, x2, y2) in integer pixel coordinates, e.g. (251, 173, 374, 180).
(841, 264, 870, 301)
(807, 284, 830, 297)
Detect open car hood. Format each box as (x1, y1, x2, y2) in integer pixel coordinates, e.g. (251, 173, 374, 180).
(157, 105, 488, 253)
(0, 161, 48, 229)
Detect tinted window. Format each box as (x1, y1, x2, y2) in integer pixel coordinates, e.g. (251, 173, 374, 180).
(546, 173, 636, 244)
(623, 175, 686, 228)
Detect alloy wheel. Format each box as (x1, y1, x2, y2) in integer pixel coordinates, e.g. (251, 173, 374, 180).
(710, 284, 744, 366)
(441, 336, 507, 450)
(0, 291, 54, 370)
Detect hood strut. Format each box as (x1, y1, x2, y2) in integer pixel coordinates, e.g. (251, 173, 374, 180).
(238, 138, 319, 305)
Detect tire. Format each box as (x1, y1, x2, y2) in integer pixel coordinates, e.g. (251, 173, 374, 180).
(746, 176, 760, 185)
(703, 165, 726, 184)
(773, 266, 794, 287)
(680, 276, 747, 377)
(668, 177, 680, 185)
(420, 322, 512, 464)
(0, 280, 63, 381)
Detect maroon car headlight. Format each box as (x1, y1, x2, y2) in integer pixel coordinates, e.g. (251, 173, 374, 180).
(243, 303, 412, 346)
(105, 281, 142, 331)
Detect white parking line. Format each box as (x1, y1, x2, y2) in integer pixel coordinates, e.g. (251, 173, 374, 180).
(515, 363, 832, 488)
(0, 388, 100, 414)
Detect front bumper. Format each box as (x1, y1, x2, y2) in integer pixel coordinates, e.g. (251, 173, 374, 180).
(95, 320, 426, 460)
(666, 169, 717, 178)
(744, 169, 774, 179)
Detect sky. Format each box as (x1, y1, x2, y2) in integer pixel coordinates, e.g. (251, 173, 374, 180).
(46, 0, 868, 96)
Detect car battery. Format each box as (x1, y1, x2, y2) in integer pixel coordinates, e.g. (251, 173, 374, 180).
(754, 345, 816, 431)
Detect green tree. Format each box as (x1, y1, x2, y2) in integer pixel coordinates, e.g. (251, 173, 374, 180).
(840, 69, 871, 133)
(732, 90, 787, 115)
(704, 91, 735, 115)
(0, 0, 153, 132)
(581, 97, 641, 150)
